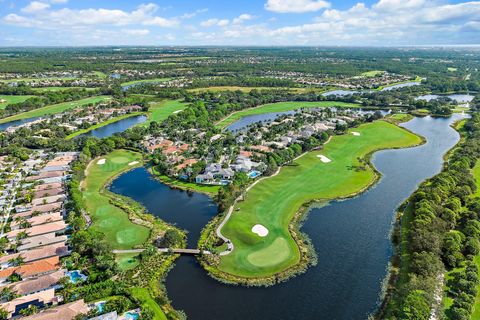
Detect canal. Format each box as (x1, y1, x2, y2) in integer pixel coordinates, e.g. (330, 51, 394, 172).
(110, 114, 464, 320)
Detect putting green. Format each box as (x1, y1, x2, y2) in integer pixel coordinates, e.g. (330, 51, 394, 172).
(218, 120, 422, 278)
(82, 150, 150, 250)
(247, 237, 291, 268)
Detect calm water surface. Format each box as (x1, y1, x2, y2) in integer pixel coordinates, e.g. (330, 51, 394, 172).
(0, 116, 42, 131)
(415, 94, 475, 103)
(111, 115, 463, 320)
(323, 81, 421, 97)
(81, 115, 146, 139)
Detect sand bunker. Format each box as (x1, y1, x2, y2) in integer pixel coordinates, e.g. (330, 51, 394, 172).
(317, 155, 332, 163)
(252, 224, 269, 237)
(97, 159, 106, 165)
(352, 132, 361, 136)
(173, 110, 183, 114)
(128, 161, 139, 166)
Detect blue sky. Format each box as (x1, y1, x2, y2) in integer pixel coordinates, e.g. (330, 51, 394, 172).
(1, 0, 479, 46)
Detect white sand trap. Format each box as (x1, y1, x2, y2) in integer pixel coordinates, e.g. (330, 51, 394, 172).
(352, 132, 361, 136)
(97, 159, 106, 165)
(317, 155, 332, 163)
(252, 224, 269, 237)
(128, 161, 139, 166)
(173, 110, 183, 114)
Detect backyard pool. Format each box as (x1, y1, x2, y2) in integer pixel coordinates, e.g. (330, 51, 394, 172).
(247, 170, 261, 179)
(122, 310, 140, 320)
(67, 270, 87, 283)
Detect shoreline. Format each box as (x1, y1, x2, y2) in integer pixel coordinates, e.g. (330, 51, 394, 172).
(374, 114, 465, 319)
(198, 119, 426, 286)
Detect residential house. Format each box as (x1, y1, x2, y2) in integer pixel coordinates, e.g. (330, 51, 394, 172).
(18, 235, 68, 252)
(0, 256, 60, 283)
(0, 269, 65, 296)
(1, 288, 57, 318)
(21, 299, 89, 320)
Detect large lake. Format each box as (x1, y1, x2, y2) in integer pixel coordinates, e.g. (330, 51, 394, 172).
(110, 115, 463, 319)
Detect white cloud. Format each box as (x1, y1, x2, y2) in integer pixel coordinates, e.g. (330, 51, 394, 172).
(201, 18, 229, 27)
(233, 14, 253, 24)
(145, 17, 179, 27)
(6, 3, 179, 28)
(180, 8, 208, 19)
(265, 0, 330, 13)
(21, 1, 50, 14)
(122, 29, 150, 36)
(50, 0, 68, 3)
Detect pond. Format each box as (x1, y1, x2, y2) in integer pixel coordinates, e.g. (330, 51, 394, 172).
(225, 110, 295, 132)
(80, 115, 146, 139)
(322, 81, 421, 97)
(110, 114, 464, 320)
(415, 94, 475, 103)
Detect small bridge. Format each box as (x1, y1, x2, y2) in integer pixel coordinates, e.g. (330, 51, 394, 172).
(112, 248, 211, 255)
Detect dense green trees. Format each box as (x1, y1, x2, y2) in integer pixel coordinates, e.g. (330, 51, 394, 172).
(385, 113, 480, 319)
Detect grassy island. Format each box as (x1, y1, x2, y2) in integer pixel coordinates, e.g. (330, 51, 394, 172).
(213, 120, 422, 282)
(81, 150, 150, 250)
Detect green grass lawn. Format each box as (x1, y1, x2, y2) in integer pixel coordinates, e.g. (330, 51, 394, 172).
(82, 150, 150, 250)
(130, 288, 167, 320)
(66, 112, 145, 139)
(31, 87, 97, 92)
(142, 100, 188, 126)
(121, 78, 171, 87)
(0, 95, 34, 109)
(388, 113, 412, 122)
(0, 77, 76, 83)
(216, 101, 360, 129)
(361, 70, 385, 77)
(116, 252, 140, 270)
(0, 96, 111, 124)
(473, 162, 480, 198)
(219, 121, 422, 278)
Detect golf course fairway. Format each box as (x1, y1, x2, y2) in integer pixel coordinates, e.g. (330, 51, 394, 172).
(216, 101, 360, 129)
(218, 120, 422, 278)
(82, 150, 150, 250)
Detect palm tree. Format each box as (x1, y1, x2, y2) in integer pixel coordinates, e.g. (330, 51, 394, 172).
(0, 307, 8, 320)
(0, 287, 19, 302)
(19, 304, 39, 316)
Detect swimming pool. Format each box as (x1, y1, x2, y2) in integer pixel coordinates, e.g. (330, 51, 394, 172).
(67, 270, 87, 283)
(96, 301, 106, 313)
(123, 311, 140, 320)
(247, 170, 261, 179)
